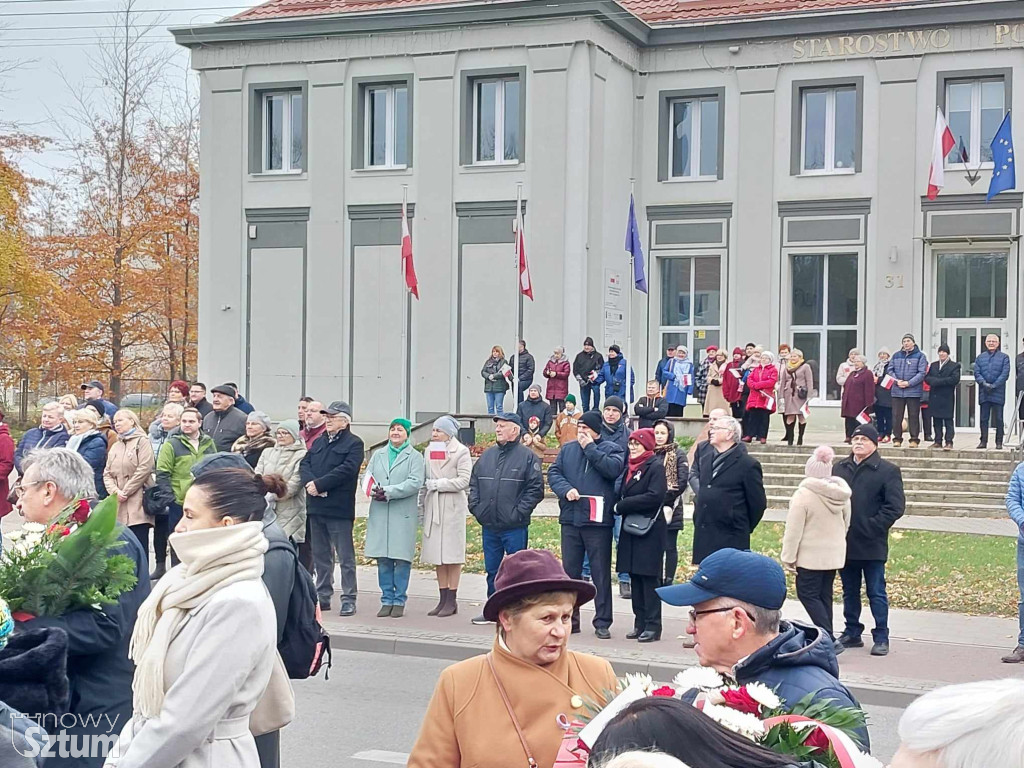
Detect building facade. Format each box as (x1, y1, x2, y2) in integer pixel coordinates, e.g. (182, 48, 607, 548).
(174, 0, 1024, 430)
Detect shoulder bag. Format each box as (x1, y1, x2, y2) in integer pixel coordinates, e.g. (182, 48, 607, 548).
(487, 653, 539, 768)
(622, 513, 656, 536)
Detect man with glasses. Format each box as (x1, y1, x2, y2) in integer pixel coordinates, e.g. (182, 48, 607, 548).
(658, 548, 868, 748)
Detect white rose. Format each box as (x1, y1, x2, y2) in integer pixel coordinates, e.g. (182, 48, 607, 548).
(744, 681, 782, 711)
(673, 666, 725, 693)
(22, 522, 46, 533)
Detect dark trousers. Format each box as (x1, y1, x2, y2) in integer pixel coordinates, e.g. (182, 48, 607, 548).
(667, 403, 685, 417)
(745, 408, 771, 440)
(152, 503, 182, 568)
(128, 523, 151, 557)
(933, 418, 955, 444)
(551, 399, 565, 414)
(980, 401, 1005, 445)
(482, 526, 529, 595)
(874, 405, 892, 438)
(796, 568, 836, 639)
(310, 516, 358, 604)
(922, 410, 932, 441)
(629, 574, 662, 634)
(516, 381, 532, 405)
(840, 559, 889, 643)
(255, 730, 280, 768)
(664, 529, 680, 584)
(730, 401, 743, 419)
(561, 525, 613, 629)
(843, 417, 860, 439)
(580, 384, 599, 411)
(297, 517, 314, 572)
(891, 397, 921, 442)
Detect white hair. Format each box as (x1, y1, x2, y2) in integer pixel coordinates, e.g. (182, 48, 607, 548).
(597, 752, 691, 768)
(760, 351, 775, 364)
(22, 448, 97, 500)
(897, 679, 1024, 768)
(717, 416, 743, 443)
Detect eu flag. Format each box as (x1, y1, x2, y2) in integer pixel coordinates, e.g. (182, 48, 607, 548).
(988, 111, 1015, 201)
(625, 193, 647, 294)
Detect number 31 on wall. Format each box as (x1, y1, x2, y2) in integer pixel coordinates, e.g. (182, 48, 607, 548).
(884, 275, 905, 289)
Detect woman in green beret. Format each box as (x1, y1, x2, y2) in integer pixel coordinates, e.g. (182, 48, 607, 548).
(362, 418, 425, 618)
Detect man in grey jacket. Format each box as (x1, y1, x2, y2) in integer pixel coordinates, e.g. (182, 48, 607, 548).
(201, 384, 248, 451)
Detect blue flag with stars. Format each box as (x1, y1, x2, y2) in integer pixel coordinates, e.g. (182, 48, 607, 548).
(625, 193, 647, 294)
(988, 111, 1014, 201)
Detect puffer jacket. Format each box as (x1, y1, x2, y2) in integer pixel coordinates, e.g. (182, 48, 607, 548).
(781, 477, 852, 570)
(481, 357, 509, 394)
(547, 437, 625, 527)
(74, 432, 109, 500)
(886, 346, 928, 398)
(256, 442, 308, 542)
(156, 431, 218, 504)
(974, 349, 1011, 405)
(542, 357, 571, 401)
(468, 441, 544, 530)
(746, 364, 779, 411)
(14, 425, 69, 473)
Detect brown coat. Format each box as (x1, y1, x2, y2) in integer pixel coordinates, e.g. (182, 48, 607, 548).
(103, 431, 156, 527)
(703, 361, 730, 415)
(554, 409, 581, 445)
(409, 640, 617, 768)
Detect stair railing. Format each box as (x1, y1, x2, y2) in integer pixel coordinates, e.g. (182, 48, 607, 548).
(1005, 391, 1024, 464)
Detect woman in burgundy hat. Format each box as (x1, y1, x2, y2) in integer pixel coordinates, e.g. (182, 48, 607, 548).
(408, 549, 618, 768)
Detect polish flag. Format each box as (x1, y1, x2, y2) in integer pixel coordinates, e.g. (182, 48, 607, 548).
(401, 201, 419, 299)
(428, 442, 447, 461)
(362, 473, 376, 498)
(729, 368, 742, 379)
(583, 495, 604, 524)
(927, 107, 956, 200)
(516, 205, 533, 300)
(856, 410, 872, 425)
(764, 394, 776, 412)
(799, 402, 810, 418)
(880, 374, 896, 390)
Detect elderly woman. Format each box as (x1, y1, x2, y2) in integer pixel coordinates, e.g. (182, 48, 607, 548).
(482, 345, 510, 415)
(663, 346, 694, 417)
(418, 416, 472, 618)
(873, 347, 893, 442)
(104, 408, 157, 551)
(67, 407, 109, 500)
(543, 347, 571, 413)
(840, 355, 876, 442)
(744, 350, 779, 444)
(892, 679, 1024, 768)
(408, 549, 618, 768)
(149, 402, 183, 457)
(703, 349, 730, 416)
(691, 416, 767, 564)
(232, 411, 276, 469)
(255, 419, 308, 543)
(363, 418, 425, 618)
(780, 347, 814, 446)
(166, 380, 189, 405)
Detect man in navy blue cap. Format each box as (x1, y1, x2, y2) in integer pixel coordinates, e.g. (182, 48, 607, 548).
(468, 412, 545, 624)
(658, 548, 869, 749)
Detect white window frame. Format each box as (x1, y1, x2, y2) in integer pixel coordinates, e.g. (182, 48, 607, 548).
(667, 97, 719, 181)
(472, 77, 519, 166)
(364, 84, 408, 169)
(944, 78, 1004, 170)
(800, 87, 856, 176)
(657, 252, 724, 351)
(261, 90, 303, 174)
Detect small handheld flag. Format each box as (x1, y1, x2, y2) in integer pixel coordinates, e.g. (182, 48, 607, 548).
(987, 111, 1015, 201)
(881, 374, 895, 390)
(428, 442, 447, 461)
(582, 496, 605, 524)
(799, 402, 810, 418)
(362, 473, 376, 498)
(856, 410, 872, 425)
(764, 395, 776, 411)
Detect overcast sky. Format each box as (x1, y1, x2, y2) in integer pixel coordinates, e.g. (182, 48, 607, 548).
(1, 0, 253, 178)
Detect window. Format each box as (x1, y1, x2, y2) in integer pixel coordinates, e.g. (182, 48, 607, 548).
(668, 96, 720, 179)
(659, 256, 722, 353)
(800, 86, 857, 174)
(473, 77, 520, 164)
(945, 79, 1005, 167)
(249, 83, 308, 175)
(365, 84, 409, 168)
(936, 252, 1007, 318)
(790, 253, 858, 401)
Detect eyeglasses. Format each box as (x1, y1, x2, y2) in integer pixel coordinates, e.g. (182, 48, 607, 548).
(13, 480, 43, 498)
(688, 605, 756, 625)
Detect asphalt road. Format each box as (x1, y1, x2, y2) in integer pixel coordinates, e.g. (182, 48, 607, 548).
(281, 650, 904, 766)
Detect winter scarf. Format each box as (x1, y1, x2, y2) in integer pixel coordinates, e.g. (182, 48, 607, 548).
(129, 521, 267, 718)
(66, 429, 98, 453)
(627, 428, 656, 475)
(233, 432, 276, 457)
(608, 355, 621, 376)
(787, 354, 804, 371)
(387, 441, 410, 467)
(653, 420, 679, 489)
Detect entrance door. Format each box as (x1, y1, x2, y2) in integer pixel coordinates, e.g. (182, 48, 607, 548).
(938, 323, 1004, 428)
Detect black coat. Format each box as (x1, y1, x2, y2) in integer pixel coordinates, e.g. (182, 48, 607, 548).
(573, 349, 604, 385)
(547, 438, 625, 528)
(634, 396, 668, 429)
(468, 441, 544, 530)
(614, 457, 668, 576)
(924, 359, 961, 420)
(832, 450, 905, 561)
(509, 351, 536, 389)
(299, 428, 365, 520)
(691, 443, 767, 564)
(656, 446, 690, 531)
(517, 397, 553, 437)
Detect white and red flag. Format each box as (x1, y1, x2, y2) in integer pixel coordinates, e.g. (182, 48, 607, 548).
(428, 442, 447, 461)
(362, 473, 376, 498)
(856, 410, 872, 425)
(880, 374, 896, 390)
(799, 402, 810, 419)
(516, 204, 533, 300)
(927, 107, 956, 200)
(401, 200, 419, 299)
(582, 496, 604, 524)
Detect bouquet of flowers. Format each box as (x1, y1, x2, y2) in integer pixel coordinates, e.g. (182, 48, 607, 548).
(0, 495, 138, 618)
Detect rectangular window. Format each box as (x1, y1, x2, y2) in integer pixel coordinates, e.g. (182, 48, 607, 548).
(936, 252, 1007, 319)
(668, 96, 720, 179)
(801, 86, 857, 174)
(473, 77, 520, 164)
(262, 91, 304, 173)
(365, 84, 409, 168)
(789, 253, 859, 401)
(945, 78, 1005, 167)
(659, 255, 722, 353)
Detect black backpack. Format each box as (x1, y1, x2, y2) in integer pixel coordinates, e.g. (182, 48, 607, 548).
(266, 539, 332, 680)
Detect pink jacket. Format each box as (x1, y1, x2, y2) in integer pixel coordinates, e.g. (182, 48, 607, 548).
(746, 364, 780, 412)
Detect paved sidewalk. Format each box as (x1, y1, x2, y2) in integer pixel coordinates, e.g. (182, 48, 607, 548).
(322, 566, 1024, 707)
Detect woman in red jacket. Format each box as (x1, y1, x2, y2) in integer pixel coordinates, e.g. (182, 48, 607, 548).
(542, 346, 571, 413)
(721, 347, 746, 420)
(744, 351, 779, 444)
(840, 354, 876, 442)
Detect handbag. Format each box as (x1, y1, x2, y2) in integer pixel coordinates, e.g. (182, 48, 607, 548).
(797, 386, 808, 400)
(622, 513, 656, 537)
(249, 652, 295, 736)
(487, 653, 538, 767)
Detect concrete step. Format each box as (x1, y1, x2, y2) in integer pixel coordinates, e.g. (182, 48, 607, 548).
(747, 442, 1019, 462)
(752, 453, 1016, 473)
(763, 473, 1004, 494)
(764, 484, 1006, 506)
(757, 461, 1013, 480)
(765, 494, 1007, 518)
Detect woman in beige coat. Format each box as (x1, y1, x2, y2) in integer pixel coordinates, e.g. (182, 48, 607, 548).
(419, 415, 471, 618)
(703, 349, 730, 416)
(104, 408, 156, 552)
(255, 419, 307, 543)
(781, 444, 852, 646)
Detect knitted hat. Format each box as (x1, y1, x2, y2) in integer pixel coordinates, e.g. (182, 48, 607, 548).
(851, 423, 879, 445)
(805, 445, 835, 479)
(583, 337, 595, 347)
(580, 410, 604, 434)
(604, 396, 625, 413)
(565, 394, 576, 405)
(247, 410, 272, 432)
(528, 383, 542, 395)
(390, 417, 413, 436)
(433, 415, 460, 438)
(902, 333, 916, 344)
(276, 419, 301, 441)
(629, 428, 657, 451)
(609, 344, 622, 356)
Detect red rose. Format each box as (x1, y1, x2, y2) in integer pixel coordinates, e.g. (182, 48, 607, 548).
(803, 726, 831, 753)
(719, 687, 763, 716)
(651, 686, 676, 698)
(71, 499, 90, 525)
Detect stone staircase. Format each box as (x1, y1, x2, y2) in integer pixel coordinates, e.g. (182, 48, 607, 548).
(746, 442, 1018, 518)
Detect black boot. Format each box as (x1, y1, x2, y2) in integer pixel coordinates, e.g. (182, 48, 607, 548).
(784, 420, 795, 446)
(428, 588, 449, 616)
(438, 589, 458, 618)
(797, 422, 806, 446)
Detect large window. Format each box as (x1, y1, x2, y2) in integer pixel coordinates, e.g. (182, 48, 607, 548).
(935, 252, 1007, 318)
(790, 253, 859, 401)
(659, 256, 722, 353)
(262, 90, 304, 173)
(800, 86, 857, 174)
(365, 84, 409, 168)
(473, 77, 520, 164)
(668, 96, 720, 179)
(945, 78, 1005, 167)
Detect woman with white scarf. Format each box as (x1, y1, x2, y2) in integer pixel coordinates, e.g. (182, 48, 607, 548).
(106, 468, 286, 768)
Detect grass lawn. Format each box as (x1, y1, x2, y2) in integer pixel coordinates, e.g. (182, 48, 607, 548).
(352, 518, 1019, 618)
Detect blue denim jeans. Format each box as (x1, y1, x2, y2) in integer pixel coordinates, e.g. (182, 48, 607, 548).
(486, 391, 505, 415)
(580, 384, 599, 412)
(1017, 540, 1024, 646)
(377, 557, 412, 606)
(840, 559, 889, 643)
(583, 517, 629, 584)
(482, 526, 529, 595)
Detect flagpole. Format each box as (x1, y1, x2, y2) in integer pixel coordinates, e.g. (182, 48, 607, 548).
(513, 183, 523, 412)
(401, 184, 410, 420)
(626, 179, 635, 422)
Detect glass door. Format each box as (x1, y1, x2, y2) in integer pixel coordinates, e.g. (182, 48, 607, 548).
(938, 324, 1002, 428)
